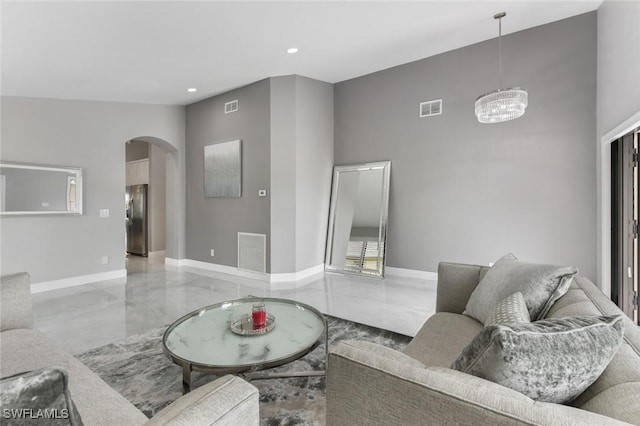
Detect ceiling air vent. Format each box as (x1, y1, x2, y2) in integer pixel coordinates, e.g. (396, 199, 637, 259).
(419, 99, 442, 118)
(225, 99, 238, 114)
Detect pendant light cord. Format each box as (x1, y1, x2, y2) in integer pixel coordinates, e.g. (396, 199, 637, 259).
(498, 15, 502, 89)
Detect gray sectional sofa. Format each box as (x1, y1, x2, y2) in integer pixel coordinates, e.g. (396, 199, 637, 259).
(327, 262, 640, 425)
(0, 272, 260, 426)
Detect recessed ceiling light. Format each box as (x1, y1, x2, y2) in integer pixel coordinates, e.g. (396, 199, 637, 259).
(187, 88, 197, 92)
(287, 48, 298, 54)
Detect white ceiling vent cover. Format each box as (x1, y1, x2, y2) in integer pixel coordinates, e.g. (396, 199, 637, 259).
(238, 232, 266, 274)
(225, 99, 239, 114)
(419, 99, 442, 117)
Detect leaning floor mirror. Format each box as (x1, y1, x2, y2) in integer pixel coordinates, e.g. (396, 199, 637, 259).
(325, 161, 391, 278)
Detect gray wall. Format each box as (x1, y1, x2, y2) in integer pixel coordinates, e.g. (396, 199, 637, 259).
(269, 77, 297, 273)
(334, 12, 597, 279)
(294, 76, 334, 271)
(149, 143, 166, 253)
(185, 79, 271, 270)
(269, 76, 334, 273)
(596, 0, 640, 289)
(0, 96, 185, 283)
(596, 1, 640, 136)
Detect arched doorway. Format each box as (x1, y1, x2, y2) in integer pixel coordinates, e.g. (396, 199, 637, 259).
(124, 136, 179, 272)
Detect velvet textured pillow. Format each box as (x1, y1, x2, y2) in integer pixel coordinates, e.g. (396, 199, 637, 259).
(464, 253, 577, 324)
(485, 292, 530, 326)
(452, 315, 625, 404)
(0, 367, 84, 425)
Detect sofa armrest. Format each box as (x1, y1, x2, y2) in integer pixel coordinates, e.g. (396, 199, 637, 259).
(327, 341, 630, 426)
(146, 375, 259, 426)
(1, 272, 34, 331)
(436, 262, 487, 314)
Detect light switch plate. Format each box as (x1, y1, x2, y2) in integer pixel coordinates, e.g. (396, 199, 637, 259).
(258, 189, 267, 197)
(99, 209, 110, 218)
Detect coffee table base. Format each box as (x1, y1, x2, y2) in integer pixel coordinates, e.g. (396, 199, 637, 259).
(182, 364, 192, 394)
(242, 370, 326, 381)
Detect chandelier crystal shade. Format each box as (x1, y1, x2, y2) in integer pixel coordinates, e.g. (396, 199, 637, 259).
(476, 12, 528, 124)
(475, 88, 528, 124)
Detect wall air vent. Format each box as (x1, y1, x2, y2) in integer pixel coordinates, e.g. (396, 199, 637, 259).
(238, 232, 266, 274)
(225, 100, 239, 114)
(419, 99, 443, 117)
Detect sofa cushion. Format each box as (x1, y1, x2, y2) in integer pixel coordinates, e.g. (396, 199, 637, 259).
(404, 312, 483, 367)
(463, 253, 577, 324)
(0, 329, 147, 426)
(485, 292, 530, 326)
(0, 367, 84, 425)
(452, 315, 625, 404)
(1, 272, 33, 331)
(146, 375, 259, 426)
(556, 276, 640, 424)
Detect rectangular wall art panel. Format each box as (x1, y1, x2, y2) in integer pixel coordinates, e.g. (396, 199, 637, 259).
(204, 139, 242, 198)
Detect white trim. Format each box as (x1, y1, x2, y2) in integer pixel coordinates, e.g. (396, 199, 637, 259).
(164, 257, 183, 267)
(385, 266, 438, 281)
(598, 110, 640, 297)
(602, 111, 640, 144)
(148, 250, 166, 259)
(177, 258, 269, 281)
(164, 258, 325, 285)
(269, 264, 325, 283)
(31, 269, 127, 293)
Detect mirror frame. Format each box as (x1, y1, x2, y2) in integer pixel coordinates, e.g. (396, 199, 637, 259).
(325, 160, 391, 278)
(0, 161, 83, 216)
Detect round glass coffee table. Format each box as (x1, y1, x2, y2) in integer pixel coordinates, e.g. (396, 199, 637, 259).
(162, 297, 327, 393)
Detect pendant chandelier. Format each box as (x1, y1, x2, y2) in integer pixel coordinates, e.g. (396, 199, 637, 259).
(475, 12, 528, 124)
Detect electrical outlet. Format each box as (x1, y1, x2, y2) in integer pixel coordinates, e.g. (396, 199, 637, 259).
(210, 249, 215, 257)
(101, 256, 109, 265)
(99, 209, 110, 218)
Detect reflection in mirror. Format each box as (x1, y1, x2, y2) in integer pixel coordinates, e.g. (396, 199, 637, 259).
(0, 162, 83, 216)
(325, 161, 391, 277)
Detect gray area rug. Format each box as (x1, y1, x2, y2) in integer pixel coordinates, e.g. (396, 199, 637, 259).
(76, 316, 411, 425)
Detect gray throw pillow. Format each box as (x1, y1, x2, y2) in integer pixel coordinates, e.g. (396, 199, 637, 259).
(0, 367, 84, 425)
(464, 253, 577, 324)
(452, 315, 625, 404)
(486, 292, 530, 326)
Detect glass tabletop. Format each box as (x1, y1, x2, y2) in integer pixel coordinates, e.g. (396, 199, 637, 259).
(163, 297, 326, 371)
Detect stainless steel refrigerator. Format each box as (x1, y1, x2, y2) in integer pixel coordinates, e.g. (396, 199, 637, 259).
(125, 184, 148, 256)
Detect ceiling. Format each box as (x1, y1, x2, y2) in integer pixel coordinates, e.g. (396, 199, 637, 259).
(1, 1, 603, 106)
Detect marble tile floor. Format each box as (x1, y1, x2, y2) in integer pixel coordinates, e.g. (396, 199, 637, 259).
(32, 256, 437, 354)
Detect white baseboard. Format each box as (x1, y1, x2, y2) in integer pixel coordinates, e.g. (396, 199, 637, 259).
(31, 269, 127, 293)
(165, 258, 325, 285)
(173, 258, 270, 281)
(148, 250, 166, 259)
(385, 267, 437, 281)
(164, 257, 183, 267)
(269, 264, 325, 283)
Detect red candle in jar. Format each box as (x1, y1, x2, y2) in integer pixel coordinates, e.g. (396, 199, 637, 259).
(252, 303, 266, 329)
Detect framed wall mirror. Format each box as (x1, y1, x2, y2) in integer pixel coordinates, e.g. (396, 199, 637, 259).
(0, 162, 83, 216)
(325, 161, 391, 278)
